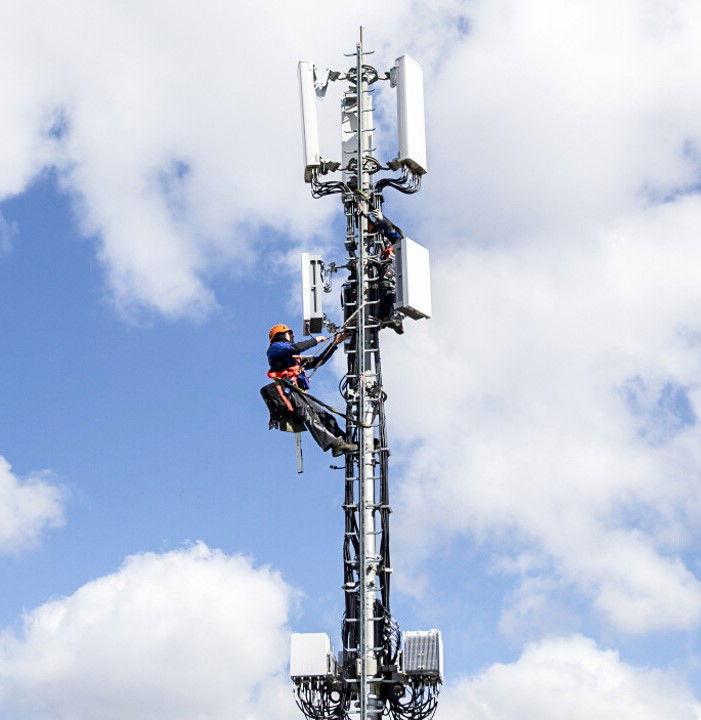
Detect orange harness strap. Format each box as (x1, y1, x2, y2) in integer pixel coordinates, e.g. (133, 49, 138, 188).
(267, 362, 302, 381)
(267, 364, 303, 414)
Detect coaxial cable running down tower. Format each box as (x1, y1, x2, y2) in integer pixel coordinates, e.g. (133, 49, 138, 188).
(290, 28, 442, 720)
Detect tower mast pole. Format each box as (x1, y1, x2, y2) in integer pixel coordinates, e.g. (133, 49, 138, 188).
(354, 26, 379, 720)
(291, 27, 441, 720)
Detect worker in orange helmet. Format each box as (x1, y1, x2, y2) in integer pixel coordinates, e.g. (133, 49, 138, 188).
(261, 324, 357, 456)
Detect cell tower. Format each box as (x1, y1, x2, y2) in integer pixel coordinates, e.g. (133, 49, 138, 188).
(290, 28, 442, 720)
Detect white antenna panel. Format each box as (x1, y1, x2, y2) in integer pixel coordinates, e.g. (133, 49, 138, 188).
(395, 55, 427, 175)
(301, 252, 324, 335)
(394, 237, 431, 320)
(298, 61, 321, 183)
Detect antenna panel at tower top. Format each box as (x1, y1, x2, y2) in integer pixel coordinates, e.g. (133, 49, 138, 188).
(298, 61, 321, 182)
(394, 54, 428, 175)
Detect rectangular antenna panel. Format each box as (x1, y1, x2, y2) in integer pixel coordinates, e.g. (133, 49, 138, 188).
(395, 54, 428, 175)
(394, 237, 431, 319)
(290, 633, 338, 679)
(402, 629, 443, 681)
(301, 252, 324, 335)
(298, 61, 321, 183)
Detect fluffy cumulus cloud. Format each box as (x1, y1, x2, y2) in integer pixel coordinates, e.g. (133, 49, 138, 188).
(0, 0, 465, 318)
(4, 0, 701, 703)
(0, 543, 297, 720)
(389, 201, 701, 633)
(385, 0, 701, 636)
(0, 456, 65, 554)
(422, 0, 701, 243)
(439, 635, 701, 719)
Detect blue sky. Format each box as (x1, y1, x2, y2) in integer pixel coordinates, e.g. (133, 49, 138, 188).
(2, 2, 701, 719)
(0, 176, 343, 620)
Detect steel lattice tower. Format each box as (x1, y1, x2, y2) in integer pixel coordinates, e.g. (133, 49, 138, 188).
(290, 28, 441, 720)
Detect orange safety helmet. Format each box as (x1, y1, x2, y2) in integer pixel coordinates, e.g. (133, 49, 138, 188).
(268, 323, 292, 342)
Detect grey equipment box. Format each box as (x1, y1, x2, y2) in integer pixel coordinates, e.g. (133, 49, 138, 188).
(402, 629, 443, 682)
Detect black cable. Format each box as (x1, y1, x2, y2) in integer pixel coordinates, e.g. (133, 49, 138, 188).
(388, 680, 440, 720)
(293, 680, 349, 720)
(375, 168, 422, 195)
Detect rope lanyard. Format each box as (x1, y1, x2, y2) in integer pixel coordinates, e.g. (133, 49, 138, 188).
(275, 377, 372, 429)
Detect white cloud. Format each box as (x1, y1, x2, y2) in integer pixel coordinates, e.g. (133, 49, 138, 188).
(3, 0, 701, 659)
(439, 635, 701, 720)
(420, 0, 701, 244)
(374, 0, 701, 636)
(0, 0, 466, 318)
(388, 194, 701, 633)
(0, 543, 297, 720)
(394, 210, 701, 631)
(0, 456, 65, 555)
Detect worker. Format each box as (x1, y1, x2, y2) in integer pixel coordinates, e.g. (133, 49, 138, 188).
(261, 324, 358, 457)
(366, 208, 404, 335)
(367, 208, 403, 243)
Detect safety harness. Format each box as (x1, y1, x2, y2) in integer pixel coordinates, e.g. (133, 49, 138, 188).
(267, 364, 303, 413)
(263, 373, 351, 432)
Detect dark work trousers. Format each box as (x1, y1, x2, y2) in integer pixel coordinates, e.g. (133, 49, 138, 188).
(288, 390, 344, 452)
(378, 281, 396, 321)
(377, 257, 397, 321)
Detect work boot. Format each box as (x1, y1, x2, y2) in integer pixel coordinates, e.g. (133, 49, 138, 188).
(332, 440, 358, 456)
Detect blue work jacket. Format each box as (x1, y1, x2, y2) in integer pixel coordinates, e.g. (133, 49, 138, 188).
(267, 337, 318, 390)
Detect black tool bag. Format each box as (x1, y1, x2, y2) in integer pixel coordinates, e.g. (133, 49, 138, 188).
(260, 382, 305, 433)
